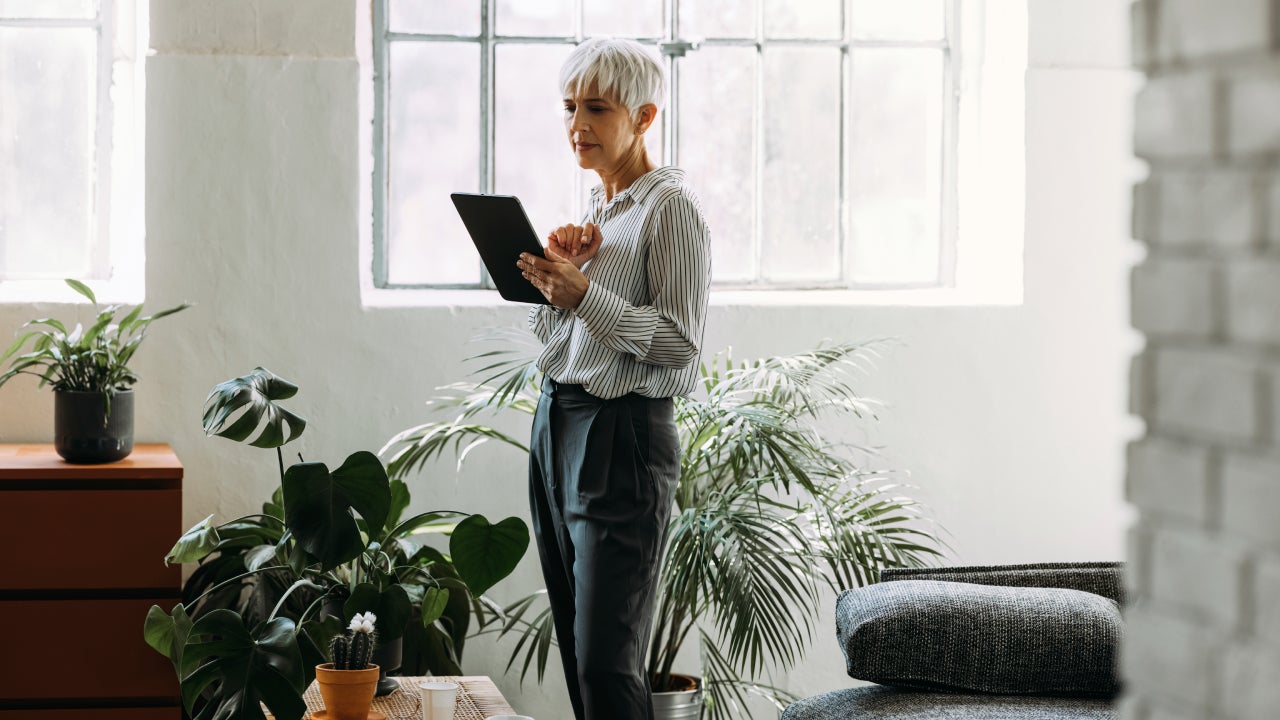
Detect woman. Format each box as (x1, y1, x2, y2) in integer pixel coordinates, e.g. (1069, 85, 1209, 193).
(514, 37, 712, 720)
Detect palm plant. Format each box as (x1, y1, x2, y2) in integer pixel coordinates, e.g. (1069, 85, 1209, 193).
(381, 328, 951, 719)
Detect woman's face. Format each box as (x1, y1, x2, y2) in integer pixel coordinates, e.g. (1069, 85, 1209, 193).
(562, 84, 653, 173)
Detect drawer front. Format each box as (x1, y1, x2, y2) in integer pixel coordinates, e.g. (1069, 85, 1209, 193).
(0, 599, 181, 701)
(0, 709, 180, 719)
(0, 489, 181, 590)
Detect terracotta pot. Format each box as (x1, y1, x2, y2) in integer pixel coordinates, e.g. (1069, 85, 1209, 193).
(315, 662, 380, 720)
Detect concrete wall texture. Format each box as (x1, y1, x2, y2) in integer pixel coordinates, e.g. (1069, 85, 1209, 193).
(1124, 1, 1280, 719)
(0, 1, 1144, 717)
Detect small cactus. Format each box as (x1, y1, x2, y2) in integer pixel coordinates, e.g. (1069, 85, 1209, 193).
(329, 611, 379, 670)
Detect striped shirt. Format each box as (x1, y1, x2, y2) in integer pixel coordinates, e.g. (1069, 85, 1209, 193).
(526, 165, 711, 400)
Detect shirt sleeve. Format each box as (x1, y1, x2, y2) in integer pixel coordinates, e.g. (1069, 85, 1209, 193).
(573, 194, 711, 369)
(528, 304, 566, 343)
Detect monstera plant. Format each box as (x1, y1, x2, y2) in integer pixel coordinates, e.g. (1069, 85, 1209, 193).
(381, 329, 950, 720)
(144, 368, 529, 720)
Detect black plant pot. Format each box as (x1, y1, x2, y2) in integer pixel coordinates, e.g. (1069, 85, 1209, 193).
(54, 389, 134, 464)
(372, 635, 403, 696)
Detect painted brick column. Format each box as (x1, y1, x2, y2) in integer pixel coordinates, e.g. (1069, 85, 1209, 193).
(1125, 2, 1280, 719)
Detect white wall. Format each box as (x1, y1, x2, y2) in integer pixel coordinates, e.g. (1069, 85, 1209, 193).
(0, 1, 1141, 717)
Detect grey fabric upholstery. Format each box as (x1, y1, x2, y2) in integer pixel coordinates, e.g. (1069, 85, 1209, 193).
(782, 563, 1123, 720)
(878, 562, 1125, 606)
(835, 580, 1122, 696)
(780, 685, 1114, 720)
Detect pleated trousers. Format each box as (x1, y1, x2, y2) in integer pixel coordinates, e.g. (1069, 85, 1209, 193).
(528, 377, 680, 720)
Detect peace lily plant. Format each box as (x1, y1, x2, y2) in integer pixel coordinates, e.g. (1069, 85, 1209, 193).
(381, 328, 950, 720)
(144, 368, 530, 720)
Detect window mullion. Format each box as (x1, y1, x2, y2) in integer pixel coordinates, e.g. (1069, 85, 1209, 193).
(939, 0, 961, 288)
(752, 0, 764, 284)
(92, 1, 114, 279)
(479, 0, 496, 288)
(664, 0, 678, 166)
(372, 0, 390, 288)
(838, 0, 850, 286)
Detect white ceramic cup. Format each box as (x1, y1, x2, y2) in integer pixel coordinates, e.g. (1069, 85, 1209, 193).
(418, 681, 459, 720)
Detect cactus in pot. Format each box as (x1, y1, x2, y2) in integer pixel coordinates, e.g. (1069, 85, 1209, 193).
(316, 612, 381, 719)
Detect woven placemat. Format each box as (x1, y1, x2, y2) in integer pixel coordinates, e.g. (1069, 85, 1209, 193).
(267, 676, 515, 720)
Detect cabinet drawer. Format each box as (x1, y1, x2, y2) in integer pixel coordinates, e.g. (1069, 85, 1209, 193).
(0, 598, 180, 701)
(0, 489, 181, 590)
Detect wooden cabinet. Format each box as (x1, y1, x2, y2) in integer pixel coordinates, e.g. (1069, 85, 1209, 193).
(0, 444, 183, 719)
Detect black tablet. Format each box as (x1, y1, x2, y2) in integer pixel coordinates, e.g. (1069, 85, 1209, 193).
(450, 192, 550, 305)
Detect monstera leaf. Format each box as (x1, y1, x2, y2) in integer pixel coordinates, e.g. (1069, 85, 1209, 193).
(165, 514, 220, 565)
(144, 603, 194, 674)
(203, 367, 307, 448)
(178, 610, 307, 720)
(449, 515, 529, 596)
(282, 451, 391, 570)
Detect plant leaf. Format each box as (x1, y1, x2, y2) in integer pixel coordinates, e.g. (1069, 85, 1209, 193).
(282, 452, 391, 571)
(203, 367, 307, 448)
(65, 278, 97, 304)
(449, 514, 529, 596)
(165, 514, 220, 566)
(178, 610, 306, 720)
(421, 587, 450, 626)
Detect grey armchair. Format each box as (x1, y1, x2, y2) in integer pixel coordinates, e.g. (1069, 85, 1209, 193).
(782, 562, 1125, 720)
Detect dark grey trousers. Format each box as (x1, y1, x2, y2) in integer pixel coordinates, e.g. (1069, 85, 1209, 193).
(528, 378, 680, 720)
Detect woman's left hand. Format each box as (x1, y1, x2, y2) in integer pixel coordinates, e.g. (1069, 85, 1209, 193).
(518, 247, 589, 309)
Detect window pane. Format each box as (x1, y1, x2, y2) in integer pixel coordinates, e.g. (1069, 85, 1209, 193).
(681, 0, 755, 39)
(388, 0, 478, 36)
(387, 42, 481, 285)
(761, 48, 840, 283)
(496, 44, 580, 239)
(851, 0, 945, 41)
(0, 27, 95, 279)
(583, 0, 663, 38)
(849, 48, 943, 285)
(0, 0, 95, 19)
(679, 47, 755, 282)
(764, 0, 840, 39)
(497, 0, 573, 36)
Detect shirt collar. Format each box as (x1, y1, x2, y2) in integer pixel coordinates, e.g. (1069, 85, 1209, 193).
(591, 166, 685, 207)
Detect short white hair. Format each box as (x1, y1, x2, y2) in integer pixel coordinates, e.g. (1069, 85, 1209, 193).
(559, 37, 666, 122)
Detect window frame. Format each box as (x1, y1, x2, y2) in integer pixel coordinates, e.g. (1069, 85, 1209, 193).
(0, 0, 145, 304)
(370, 0, 977, 294)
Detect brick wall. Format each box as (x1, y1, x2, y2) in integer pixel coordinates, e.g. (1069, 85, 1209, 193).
(1125, 1, 1280, 718)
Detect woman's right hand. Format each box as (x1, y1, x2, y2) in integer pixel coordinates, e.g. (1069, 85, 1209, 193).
(547, 222, 602, 269)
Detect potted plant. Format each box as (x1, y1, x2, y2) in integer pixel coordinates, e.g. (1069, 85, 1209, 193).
(316, 611, 381, 720)
(381, 328, 953, 720)
(0, 278, 190, 463)
(144, 367, 530, 720)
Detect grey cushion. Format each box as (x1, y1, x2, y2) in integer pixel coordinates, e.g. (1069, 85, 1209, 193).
(781, 685, 1115, 720)
(835, 580, 1122, 696)
(879, 562, 1126, 606)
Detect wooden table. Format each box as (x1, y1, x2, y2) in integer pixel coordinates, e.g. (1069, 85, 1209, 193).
(287, 675, 517, 719)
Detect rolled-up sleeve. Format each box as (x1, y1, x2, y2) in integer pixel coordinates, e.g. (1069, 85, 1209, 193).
(573, 195, 711, 368)
(527, 304, 565, 343)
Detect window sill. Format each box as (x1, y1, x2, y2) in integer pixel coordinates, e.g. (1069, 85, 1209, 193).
(0, 277, 144, 306)
(360, 284, 1023, 309)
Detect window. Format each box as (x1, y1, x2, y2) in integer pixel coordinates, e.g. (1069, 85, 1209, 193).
(372, 0, 990, 293)
(0, 0, 145, 302)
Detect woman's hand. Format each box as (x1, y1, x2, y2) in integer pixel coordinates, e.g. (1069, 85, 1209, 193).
(518, 247, 590, 309)
(548, 222, 602, 269)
